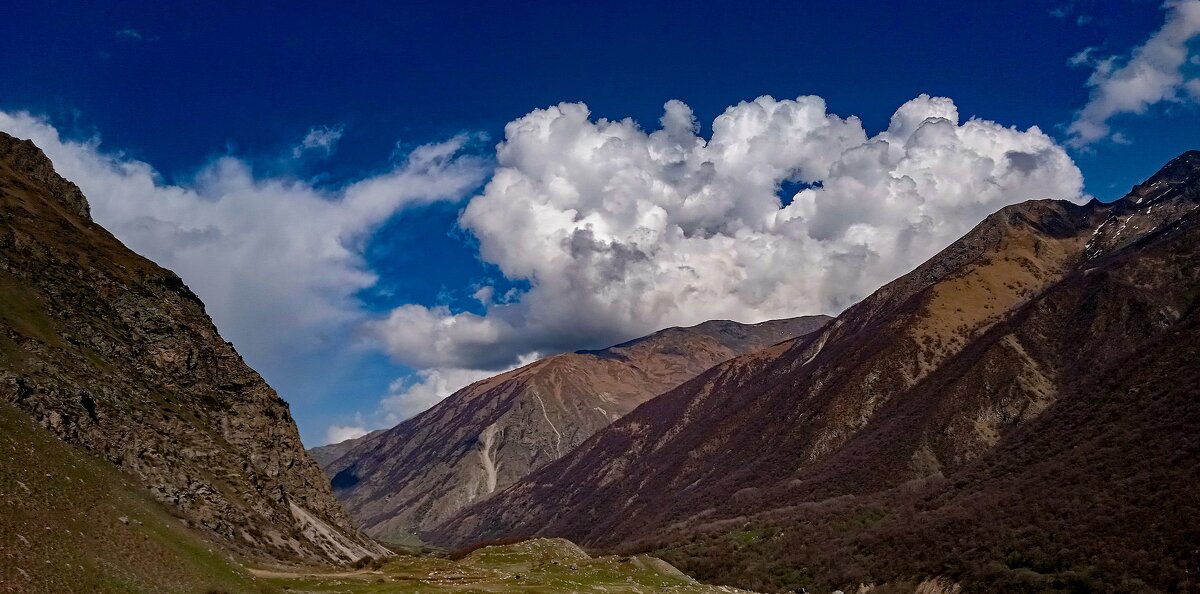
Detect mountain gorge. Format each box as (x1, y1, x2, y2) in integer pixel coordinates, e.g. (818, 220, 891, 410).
(0, 131, 386, 570)
(437, 152, 1200, 592)
(321, 316, 830, 542)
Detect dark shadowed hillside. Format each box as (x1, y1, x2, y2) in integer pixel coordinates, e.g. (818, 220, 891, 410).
(440, 152, 1200, 593)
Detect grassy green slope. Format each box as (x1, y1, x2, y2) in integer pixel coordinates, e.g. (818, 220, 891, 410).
(0, 401, 273, 594)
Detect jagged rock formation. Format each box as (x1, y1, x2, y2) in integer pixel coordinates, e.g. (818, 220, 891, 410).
(0, 131, 387, 565)
(439, 152, 1200, 592)
(323, 316, 829, 542)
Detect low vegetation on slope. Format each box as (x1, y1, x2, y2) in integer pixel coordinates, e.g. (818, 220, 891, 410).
(650, 310, 1200, 593)
(0, 401, 267, 593)
(256, 538, 754, 593)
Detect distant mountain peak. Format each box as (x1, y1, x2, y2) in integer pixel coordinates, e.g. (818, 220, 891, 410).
(319, 315, 830, 543)
(1125, 148, 1200, 206)
(1082, 149, 1200, 260)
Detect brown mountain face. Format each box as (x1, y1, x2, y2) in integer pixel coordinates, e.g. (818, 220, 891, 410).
(439, 152, 1200, 592)
(0, 132, 387, 565)
(322, 316, 830, 542)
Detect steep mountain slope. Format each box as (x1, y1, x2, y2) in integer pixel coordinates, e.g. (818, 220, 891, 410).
(325, 316, 829, 542)
(0, 131, 386, 565)
(0, 401, 265, 593)
(440, 152, 1200, 591)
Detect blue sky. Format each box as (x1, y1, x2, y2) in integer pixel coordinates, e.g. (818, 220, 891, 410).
(3, 1, 1198, 445)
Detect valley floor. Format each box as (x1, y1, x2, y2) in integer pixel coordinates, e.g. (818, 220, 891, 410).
(253, 538, 754, 593)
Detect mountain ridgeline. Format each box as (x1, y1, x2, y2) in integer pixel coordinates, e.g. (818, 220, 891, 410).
(437, 152, 1200, 592)
(318, 316, 830, 543)
(0, 131, 387, 568)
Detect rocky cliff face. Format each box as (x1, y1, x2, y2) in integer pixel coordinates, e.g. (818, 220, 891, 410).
(439, 152, 1200, 592)
(323, 316, 829, 542)
(0, 131, 387, 565)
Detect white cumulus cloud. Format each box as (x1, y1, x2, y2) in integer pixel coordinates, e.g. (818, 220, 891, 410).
(1067, 0, 1200, 147)
(0, 110, 488, 379)
(371, 94, 1085, 371)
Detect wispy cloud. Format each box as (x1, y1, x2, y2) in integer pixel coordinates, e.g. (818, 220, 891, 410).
(325, 424, 370, 445)
(1066, 0, 1200, 148)
(1049, 1, 1094, 26)
(293, 125, 346, 158)
(115, 28, 157, 42)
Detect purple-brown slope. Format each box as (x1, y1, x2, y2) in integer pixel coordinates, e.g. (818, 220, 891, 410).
(439, 152, 1200, 591)
(325, 316, 829, 542)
